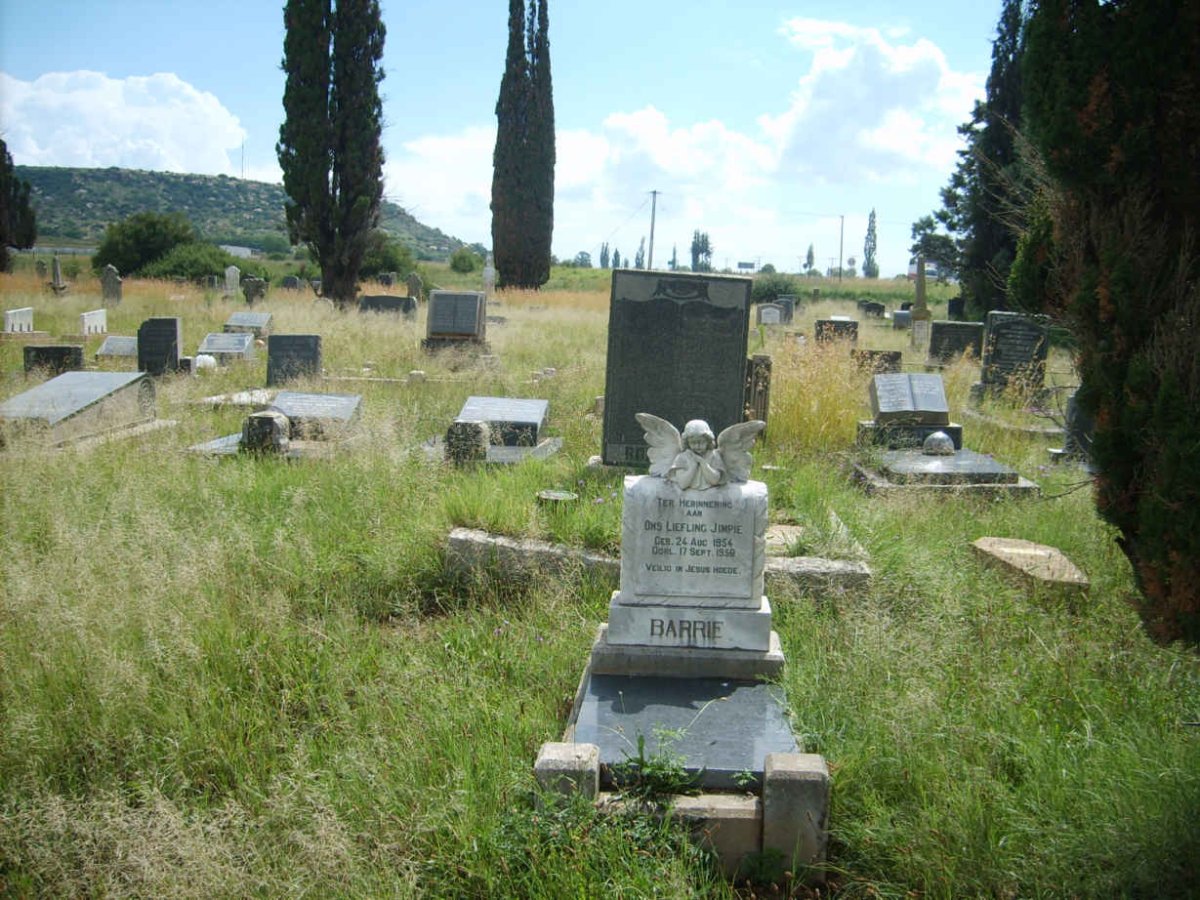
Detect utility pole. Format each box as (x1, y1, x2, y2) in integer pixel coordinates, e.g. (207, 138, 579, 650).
(647, 190, 659, 270)
(838, 214, 844, 283)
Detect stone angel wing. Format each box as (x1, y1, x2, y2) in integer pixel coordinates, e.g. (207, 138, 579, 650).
(634, 412, 683, 477)
(715, 420, 766, 483)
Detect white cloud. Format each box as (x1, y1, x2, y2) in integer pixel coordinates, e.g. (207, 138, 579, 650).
(0, 71, 246, 174)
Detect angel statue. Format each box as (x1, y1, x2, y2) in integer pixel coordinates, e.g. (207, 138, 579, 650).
(635, 413, 766, 491)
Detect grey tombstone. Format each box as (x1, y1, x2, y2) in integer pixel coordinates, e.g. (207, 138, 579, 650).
(892, 309, 912, 330)
(280, 275, 301, 290)
(757, 303, 784, 326)
(24, 345, 84, 375)
(96, 335, 139, 360)
(310, 278, 322, 295)
(878, 448, 1019, 485)
(360, 294, 417, 317)
(100, 265, 123, 305)
(35, 260, 47, 278)
(4, 307, 34, 333)
(424, 290, 486, 347)
(224, 265, 241, 297)
(136, 317, 183, 375)
(776, 295, 796, 324)
(80, 309, 107, 336)
(50, 256, 67, 294)
(601, 271, 752, 467)
(266, 334, 322, 386)
(270, 391, 361, 439)
(928, 321, 984, 363)
(0, 371, 155, 447)
(456, 396, 549, 447)
(981, 311, 1049, 390)
(224, 311, 272, 337)
(815, 317, 858, 342)
(242, 277, 267, 305)
(406, 272, 424, 303)
(197, 332, 256, 364)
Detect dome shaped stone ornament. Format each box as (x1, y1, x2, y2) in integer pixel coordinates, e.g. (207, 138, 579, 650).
(922, 430, 956, 456)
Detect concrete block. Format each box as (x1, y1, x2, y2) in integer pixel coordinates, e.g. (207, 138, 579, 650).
(762, 753, 830, 883)
(670, 794, 762, 879)
(534, 742, 599, 800)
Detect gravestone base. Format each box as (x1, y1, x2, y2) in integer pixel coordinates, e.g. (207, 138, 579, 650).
(605, 594, 775, 652)
(588, 623, 785, 679)
(421, 337, 490, 353)
(0, 331, 50, 342)
(856, 420, 964, 450)
(853, 449, 1039, 497)
(422, 436, 563, 464)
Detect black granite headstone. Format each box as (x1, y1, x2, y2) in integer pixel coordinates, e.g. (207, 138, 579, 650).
(136, 317, 182, 375)
(426, 291, 485, 339)
(601, 271, 751, 467)
(456, 396, 548, 446)
(360, 294, 417, 317)
(947, 297, 966, 319)
(928, 321, 984, 362)
(24, 345, 83, 375)
(982, 311, 1049, 388)
(266, 334, 322, 386)
(815, 318, 859, 342)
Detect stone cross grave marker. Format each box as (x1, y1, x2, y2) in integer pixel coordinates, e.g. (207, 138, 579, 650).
(266, 334, 322, 386)
(100, 265, 122, 305)
(136, 317, 183, 375)
(602, 271, 752, 467)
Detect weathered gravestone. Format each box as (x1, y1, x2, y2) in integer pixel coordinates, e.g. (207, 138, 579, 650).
(744, 355, 771, 427)
(980, 311, 1049, 391)
(927, 321, 984, 363)
(756, 303, 784, 325)
(24, 345, 83, 375)
(445, 420, 490, 465)
(80, 309, 107, 336)
(815, 317, 858, 342)
(197, 332, 256, 364)
(95, 335, 138, 360)
(423, 290, 486, 348)
(137, 317, 183, 375)
(35, 260, 47, 278)
(775, 295, 796, 324)
(360, 294, 417, 317)
(0, 371, 156, 447)
(224, 265, 240, 296)
(280, 275, 301, 290)
(189, 392, 361, 457)
(242, 277, 267, 305)
(549, 412, 830, 879)
(947, 296, 965, 319)
(377, 272, 394, 287)
(857, 373, 962, 449)
(456, 396, 548, 446)
(266, 334, 322, 386)
(406, 272, 424, 302)
(100, 265, 122, 305)
(4, 307, 35, 334)
(223, 311, 272, 337)
(270, 391, 361, 439)
(482, 255, 496, 298)
(852, 349, 903, 374)
(50, 256, 67, 294)
(857, 300, 885, 318)
(602, 271, 752, 467)
(892, 309, 912, 330)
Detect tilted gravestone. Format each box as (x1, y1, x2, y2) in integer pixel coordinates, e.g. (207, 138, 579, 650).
(360, 294, 417, 317)
(266, 334, 322, 386)
(928, 321, 984, 363)
(80, 309, 107, 336)
(0, 371, 155, 447)
(197, 332, 256, 364)
(50, 256, 67, 294)
(136, 318, 183, 375)
(981, 311, 1049, 390)
(424, 290, 486, 347)
(815, 317, 858, 342)
(24, 345, 84, 375)
(601, 271, 752, 467)
(224, 311, 272, 336)
(455, 396, 548, 447)
(100, 265, 122, 305)
(96, 335, 138, 359)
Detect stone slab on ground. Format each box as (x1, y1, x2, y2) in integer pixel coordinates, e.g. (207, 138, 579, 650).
(1, 371, 155, 446)
(568, 670, 798, 792)
(971, 536, 1089, 594)
(853, 459, 1040, 498)
(880, 448, 1018, 485)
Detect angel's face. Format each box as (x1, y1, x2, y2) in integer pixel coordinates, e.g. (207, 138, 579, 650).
(685, 432, 713, 454)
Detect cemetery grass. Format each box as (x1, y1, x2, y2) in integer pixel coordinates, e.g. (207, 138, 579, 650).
(1, 275, 1198, 897)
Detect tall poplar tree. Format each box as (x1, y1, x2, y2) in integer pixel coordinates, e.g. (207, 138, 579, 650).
(862, 208, 879, 279)
(277, 0, 385, 308)
(491, 0, 555, 289)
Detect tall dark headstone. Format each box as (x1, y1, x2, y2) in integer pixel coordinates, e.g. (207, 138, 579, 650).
(602, 271, 751, 467)
(928, 321, 984, 363)
(136, 318, 182, 375)
(424, 291, 486, 347)
(266, 334, 322, 386)
(982, 312, 1049, 390)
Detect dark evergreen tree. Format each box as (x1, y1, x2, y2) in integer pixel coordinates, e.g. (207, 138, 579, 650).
(862, 208, 879, 278)
(804, 243, 814, 274)
(599, 242, 610, 269)
(277, 0, 385, 308)
(690, 230, 712, 272)
(669, 244, 678, 270)
(491, 0, 555, 289)
(634, 236, 645, 269)
(1014, 0, 1200, 643)
(612, 248, 622, 269)
(0, 139, 37, 272)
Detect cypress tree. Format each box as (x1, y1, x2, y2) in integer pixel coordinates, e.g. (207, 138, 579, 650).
(862, 208, 879, 279)
(491, 0, 555, 289)
(277, 0, 385, 308)
(0, 138, 37, 273)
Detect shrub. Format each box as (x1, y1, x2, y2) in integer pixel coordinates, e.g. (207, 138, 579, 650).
(359, 231, 415, 278)
(751, 271, 800, 304)
(92, 212, 197, 276)
(449, 246, 483, 274)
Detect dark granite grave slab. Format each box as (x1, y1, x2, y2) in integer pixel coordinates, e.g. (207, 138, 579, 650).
(427, 290, 486, 338)
(270, 391, 360, 438)
(856, 421, 963, 450)
(815, 318, 858, 342)
(570, 673, 798, 792)
(928, 321, 984, 363)
(197, 332, 255, 362)
(95, 335, 138, 358)
(1, 371, 154, 446)
(880, 448, 1017, 484)
(223, 311, 272, 336)
(892, 310, 912, 329)
(869, 373, 949, 425)
(982, 311, 1049, 388)
(852, 349, 903, 374)
(137, 317, 182, 375)
(24, 345, 83, 375)
(266, 334, 322, 386)
(360, 295, 417, 316)
(602, 271, 751, 467)
(457, 396, 548, 446)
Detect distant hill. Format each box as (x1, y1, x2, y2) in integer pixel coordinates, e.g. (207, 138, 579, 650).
(14, 165, 468, 260)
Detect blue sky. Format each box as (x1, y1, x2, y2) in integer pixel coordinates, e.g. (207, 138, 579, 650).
(1, 0, 1004, 276)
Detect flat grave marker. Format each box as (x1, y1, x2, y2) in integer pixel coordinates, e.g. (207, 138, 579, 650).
(223, 311, 272, 336)
(0, 371, 156, 447)
(456, 396, 549, 446)
(197, 332, 256, 364)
